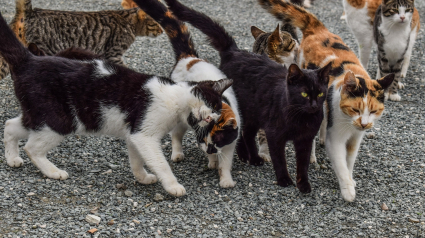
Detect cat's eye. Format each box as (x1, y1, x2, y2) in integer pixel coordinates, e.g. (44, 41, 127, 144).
(370, 110, 377, 114)
(318, 92, 324, 97)
(352, 108, 360, 113)
(301, 92, 308, 97)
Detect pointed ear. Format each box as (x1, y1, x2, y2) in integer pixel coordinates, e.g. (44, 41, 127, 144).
(376, 73, 395, 90)
(27, 43, 45, 56)
(287, 64, 304, 85)
(318, 62, 332, 85)
(224, 118, 237, 129)
(213, 78, 233, 95)
(343, 71, 357, 92)
(268, 24, 282, 48)
(251, 26, 266, 39)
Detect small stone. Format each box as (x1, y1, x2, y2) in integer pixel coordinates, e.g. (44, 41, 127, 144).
(39, 224, 46, 228)
(87, 228, 98, 234)
(102, 169, 112, 175)
(32, 225, 37, 229)
(27, 192, 35, 196)
(107, 220, 114, 226)
(415, 78, 419, 81)
(408, 218, 420, 223)
(257, 211, 263, 215)
(133, 219, 140, 224)
(157, 230, 162, 235)
(167, 228, 173, 233)
(116, 184, 126, 190)
(130, 222, 135, 227)
(133, 202, 138, 207)
(0, 187, 4, 190)
(108, 163, 119, 169)
(249, 183, 252, 187)
(320, 164, 328, 169)
(154, 193, 164, 202)
(124, 190, 133, 197)
(381, 203, 389, 211)
(85, 214, 101, 224)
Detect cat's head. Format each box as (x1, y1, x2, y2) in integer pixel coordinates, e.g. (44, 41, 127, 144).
(286, 63, 331, 114)
(200, 103, 238, 154)
(251, 24, 297, 66)
(340, 71, 395, 130)
(382, 0, 415, 24)
(188, 78, 233, 128)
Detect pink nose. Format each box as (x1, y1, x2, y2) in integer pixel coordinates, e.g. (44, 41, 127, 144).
(361, 123, 368, 128)
(400, 16, 405, 21)
(204, 116, 212, 123)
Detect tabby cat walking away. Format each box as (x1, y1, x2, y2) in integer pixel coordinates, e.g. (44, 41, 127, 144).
(343, 0, 420, 101)
(0, 0, 163, 80)
(258, 0, 394, 202)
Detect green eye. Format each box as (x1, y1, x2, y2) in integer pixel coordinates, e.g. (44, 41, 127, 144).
(301, 92, 308, 97)
(318, 92, 324, 97)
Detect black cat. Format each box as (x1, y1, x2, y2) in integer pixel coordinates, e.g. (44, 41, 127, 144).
(164, 0, 331, 193)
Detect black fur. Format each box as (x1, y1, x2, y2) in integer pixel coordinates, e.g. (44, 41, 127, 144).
(331, 42, 351, 51)
(164, 0, 331, 193)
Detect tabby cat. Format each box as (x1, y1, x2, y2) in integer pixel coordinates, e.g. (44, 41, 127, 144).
(0, 12, 232, 197)
(0, 0, 163, 80)
(343, 0, 420, 101)
(164, 0, 333, 194)
(133, 0, 241, 188)
(259, 0, 395, 201)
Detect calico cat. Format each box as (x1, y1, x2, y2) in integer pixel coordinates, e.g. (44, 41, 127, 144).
(0, 12, 232, 197)
(259, 0, 395, 201)
(343, 0, 420, 101)
(132, 0, 241, 188)
(163, 0, 333, 194)
(0, 0, 163, 80)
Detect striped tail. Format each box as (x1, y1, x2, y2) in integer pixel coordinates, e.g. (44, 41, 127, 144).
(258, 0, 325, 38)
(131, 0, 197, 61)
(163, 0, 238, 53)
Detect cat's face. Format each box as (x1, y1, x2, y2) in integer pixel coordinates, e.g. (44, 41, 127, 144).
(189, 79, 233, 128)
(382, 0, 414, 24)
(200, 103, 238, 154)
(286, 63, 331, 114)
(340, 72, 395, 131)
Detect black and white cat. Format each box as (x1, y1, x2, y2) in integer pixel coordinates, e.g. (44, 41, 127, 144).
(0, 12, 232, 197)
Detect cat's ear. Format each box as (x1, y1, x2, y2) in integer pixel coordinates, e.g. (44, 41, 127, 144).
(224, 118, 238, 129)
(268, 24, 282, 48)
(343, 71, 358, 92)
(376, 73, 395, 90)
(287, 64, 304, 85)
(318, 62, 332, 85)
(213, 78, 233, 95)
(27, 43, 46, 56)
(251, 26, 266, 39)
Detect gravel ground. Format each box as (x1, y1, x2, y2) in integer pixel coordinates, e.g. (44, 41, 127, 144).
(1, 0, 425, 237)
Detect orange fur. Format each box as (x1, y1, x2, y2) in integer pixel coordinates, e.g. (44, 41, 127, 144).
(186, 59, 205, 70)
(346, 0, 366, 8)
(210, 103, 237, 137)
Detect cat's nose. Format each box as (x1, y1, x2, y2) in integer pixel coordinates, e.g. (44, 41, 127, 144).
(400, 16, 405, 21)
(361, 123, 368, 128)
(204, 116, 212, 122)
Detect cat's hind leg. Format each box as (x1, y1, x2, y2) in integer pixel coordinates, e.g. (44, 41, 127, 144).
(127, 141, 157, 184)
(23, 127, 68, 180)
(170, 123, 188, 162)
(257, 129, 271, 162)
(243, 125, 263, 166)
(310, 138, 317, 164)
(4, 116, 29, 167)
(130, 134, 186, 196)
(217, 142, 236, 188)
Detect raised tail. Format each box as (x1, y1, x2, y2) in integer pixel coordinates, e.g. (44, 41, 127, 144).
(132, 0, 197, 61)
(0, 12, 30, 70)
(163, 0, 238, 53)
(258, 0, 325, 38)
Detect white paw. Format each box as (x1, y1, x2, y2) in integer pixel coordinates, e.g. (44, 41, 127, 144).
(340, 15, 346, 20)
(310, 153, 317, 164)
(208, 160, 218, 169)
(319, 138, 325, 146)
(219, 178, 236, 188)
(171, 152, 184, 162)
(388, 93, 401, 101)
(341, 185, 356, 202)
(136, 174, 157, 184)
(7, 157, 24, 167)
(303, 0, 312, 8)
(258, 152, 271, 162)
(384, 92, 389, 101)
(164, 182, 186, 197)
(47, 169, 69, 180)
(398, 82, 405, 89)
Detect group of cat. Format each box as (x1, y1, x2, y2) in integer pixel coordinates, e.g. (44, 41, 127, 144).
(0, 0, 419, 202)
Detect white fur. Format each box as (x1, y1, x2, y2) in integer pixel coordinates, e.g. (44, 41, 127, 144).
(278, 42, 300, 69)
(401, 26, 418, 78)
(94, 60, 115, 78)
(3, 76, 216, 197)
(170, 57, 241, 188)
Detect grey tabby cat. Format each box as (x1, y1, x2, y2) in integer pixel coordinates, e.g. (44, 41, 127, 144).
(250, 23, 299, 162)
(0, 0, 163, 80)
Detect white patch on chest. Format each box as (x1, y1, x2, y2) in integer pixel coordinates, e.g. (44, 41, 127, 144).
(94, 60, 115, 78)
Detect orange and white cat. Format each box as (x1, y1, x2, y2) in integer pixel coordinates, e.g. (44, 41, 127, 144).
(259, 0, 395, 202)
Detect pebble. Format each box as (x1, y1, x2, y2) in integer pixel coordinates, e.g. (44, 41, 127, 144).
(124, 190, 133, 197)
(381, 203, 389, 211)
(116, 184, 126, 189)
(154, 193, 164, 202)
(320, 164, 328, 169)
(107, 220, 114, 226)
(408, 218, 420, 223)
(102, 169, 112, 174)
(27, 192, 35, 196)
(85, 214, 101, 225)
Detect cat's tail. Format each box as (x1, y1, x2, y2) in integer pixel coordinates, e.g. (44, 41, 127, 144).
(132, 0, 197, 61)
(258, 0, 325, 38)
(163, 0, 238, 53)
(0, 12, 30, 70)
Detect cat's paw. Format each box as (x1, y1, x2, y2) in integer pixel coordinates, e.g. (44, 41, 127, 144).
(208, 160, 218, 169)
(47, 169, 69, 180)
(297, 181, 311, 193)
(258, 152, 271, 162)
(319, 138, 326, 146)
(136, 174, 157, 184)
(164, 182, 186, 197)
(219, 178, 236, 188)
(389, 93, 401, 101)
(277, 177, 294, 187)
(341, 185, 356, 202)
(310, 153, 317, 164)
(7, 157, 24, 167)
(398, 82, 405, 89)
(249, 156, 264, 166)
(171, 152, 184, 162)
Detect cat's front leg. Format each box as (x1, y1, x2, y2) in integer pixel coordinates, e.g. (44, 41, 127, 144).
(326, 135, 355, 202)
(4, 116, 28, 167)
(266, 134, 293, 187)
(207, 154, 218, 169)
(129, 134, 186, 196)
(217, 142, 236, 188)
(127, 141, 157, 185)
(170, 123, 188, 162)
(346, 135, 363, 188)
(294, 137, 314, 193)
